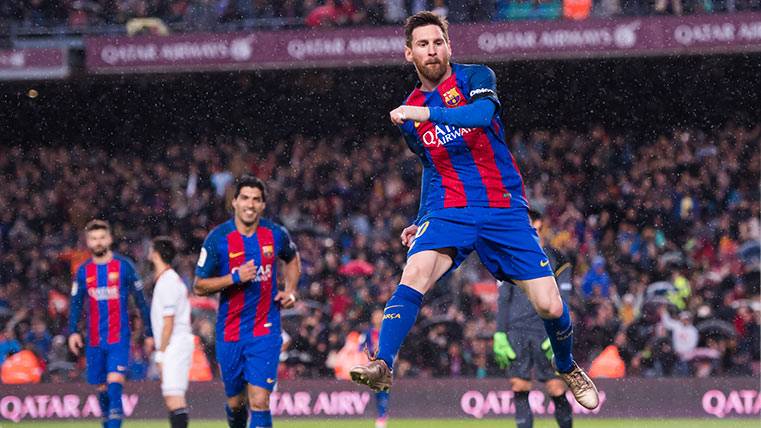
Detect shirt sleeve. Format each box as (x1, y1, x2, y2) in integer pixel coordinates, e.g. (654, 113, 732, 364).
(68, 267, 86, 335)
(127, 262, 153, 338)
(427, 99, 496, 128)
(195, 233, 219, 279)
(466, 65, 501, 109)
(276, 225, 298, 262)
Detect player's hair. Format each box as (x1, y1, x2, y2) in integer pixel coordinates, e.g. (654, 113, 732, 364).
(84, 219, 110, 233)
(404, 11, 449, 47)
(233, 175, 267, 201)
(151, 236, 176, 265)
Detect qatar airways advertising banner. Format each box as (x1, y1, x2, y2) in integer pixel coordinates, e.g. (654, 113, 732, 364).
(0, 48, 69, 80)
(84, 12, 761, 73)
(0, 378, 758, 422)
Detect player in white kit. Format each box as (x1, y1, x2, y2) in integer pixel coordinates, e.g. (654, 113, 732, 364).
(149, 237, 194, 428)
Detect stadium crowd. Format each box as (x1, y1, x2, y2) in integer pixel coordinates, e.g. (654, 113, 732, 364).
(0, 121, 758, 384)
(2, 0, 760, 34)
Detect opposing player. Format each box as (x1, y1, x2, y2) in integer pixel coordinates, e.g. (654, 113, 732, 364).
(494, 209, 574, 428)
(349, 11, 598, 409)
(194, 175, 301, 428)
(149, 237, 193, 428)
(68, 220, 154, 428)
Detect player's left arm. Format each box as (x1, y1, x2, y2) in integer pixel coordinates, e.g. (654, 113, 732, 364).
(127, 263, 154, 338)
(274, 225, 301, 309)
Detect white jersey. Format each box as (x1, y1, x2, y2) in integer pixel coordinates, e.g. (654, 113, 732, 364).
(151, 268, 192, 349)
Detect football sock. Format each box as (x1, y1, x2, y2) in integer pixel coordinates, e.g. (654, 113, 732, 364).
(552, 394, 573, 428)
(514, 391, 533, 428)
(376, 284, 424, 368)
(169, 407, 189, 428)
(98, 390, 109, 428)
(106, 382, 123, 428)
(249, 410, 273, 427)
(226, 404, 248, 428)
(541, 301, 575, 373)
(376, 391, 389, 418)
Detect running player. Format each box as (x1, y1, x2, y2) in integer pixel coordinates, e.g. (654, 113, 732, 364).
(194, 175, 301, 428)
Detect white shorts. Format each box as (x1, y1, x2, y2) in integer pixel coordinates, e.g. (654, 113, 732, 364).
(161, 334, 194, 396)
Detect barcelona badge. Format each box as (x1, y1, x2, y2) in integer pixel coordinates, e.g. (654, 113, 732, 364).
(444, 88, 462, 107)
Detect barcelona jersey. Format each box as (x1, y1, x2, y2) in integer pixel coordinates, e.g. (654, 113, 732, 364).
(69, 253, 153, 347)
(400, 63, 527, 222)
(195, 219, 297, 343)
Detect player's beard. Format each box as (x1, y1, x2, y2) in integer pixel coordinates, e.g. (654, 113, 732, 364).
(416, 57, 448, 84)
(91, 246, 108, 257)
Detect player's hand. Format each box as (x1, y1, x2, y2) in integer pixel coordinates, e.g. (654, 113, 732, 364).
(235, 260, 257, 283)
(541, 337, 554, 362)
(493, 332, 516, 369)
(144, 337, 155, 355)
(389, 106, 430, 125)
(68, 333, 83, 356)
(400, 224, 418, 247)
(275, 291, 297, 309)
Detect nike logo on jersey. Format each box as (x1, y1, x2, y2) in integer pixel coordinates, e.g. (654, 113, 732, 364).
(229, 251, 245, 259)
(540, 260, 550, 267)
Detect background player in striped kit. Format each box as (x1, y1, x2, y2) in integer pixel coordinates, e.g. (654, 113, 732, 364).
(349, 11, 598, 410)
(494, 209, 574, 428)
(149, 236, 194, 428)
(68, 220, 154, 428)
(194, 175, 301, 428)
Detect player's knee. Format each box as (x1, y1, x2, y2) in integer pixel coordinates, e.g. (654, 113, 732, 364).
(534, 296, 563, 319)
(248, 393, 270, 411)
(400, 263, 429, 290)
(546, 380, 566, 397)
(227, 393, 246, 411)
(510, 378, 531, 392)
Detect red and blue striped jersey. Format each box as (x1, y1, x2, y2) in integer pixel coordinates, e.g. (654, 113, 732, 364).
(69, 253, 153, 347)
(195, 219, 298, 343)
(400, 63, 528, 223)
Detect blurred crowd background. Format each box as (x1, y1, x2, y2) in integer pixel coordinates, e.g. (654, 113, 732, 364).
(2, 0, 761, 37)
(0, 119, 758, 384)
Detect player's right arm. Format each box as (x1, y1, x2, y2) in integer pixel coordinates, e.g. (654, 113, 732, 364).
(67, 266, 86, 355)
(193, 234, 256, 296)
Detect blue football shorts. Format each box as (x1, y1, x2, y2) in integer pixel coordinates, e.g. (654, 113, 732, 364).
(408, 206, 554, 281)
(216, 335, 283, 397)
(85, 341, 129, 385)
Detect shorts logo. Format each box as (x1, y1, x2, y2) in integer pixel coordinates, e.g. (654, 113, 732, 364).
(443, 88, 462, 107)
(116, 365, 126, 372)
(540, 260, 550, 267)
(415, 221, 430, 239)
(262, 245, 274, 257)
(266, 378, 275, 384)
(383, 313, 401, 320)
(229, 251, 245, 259)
